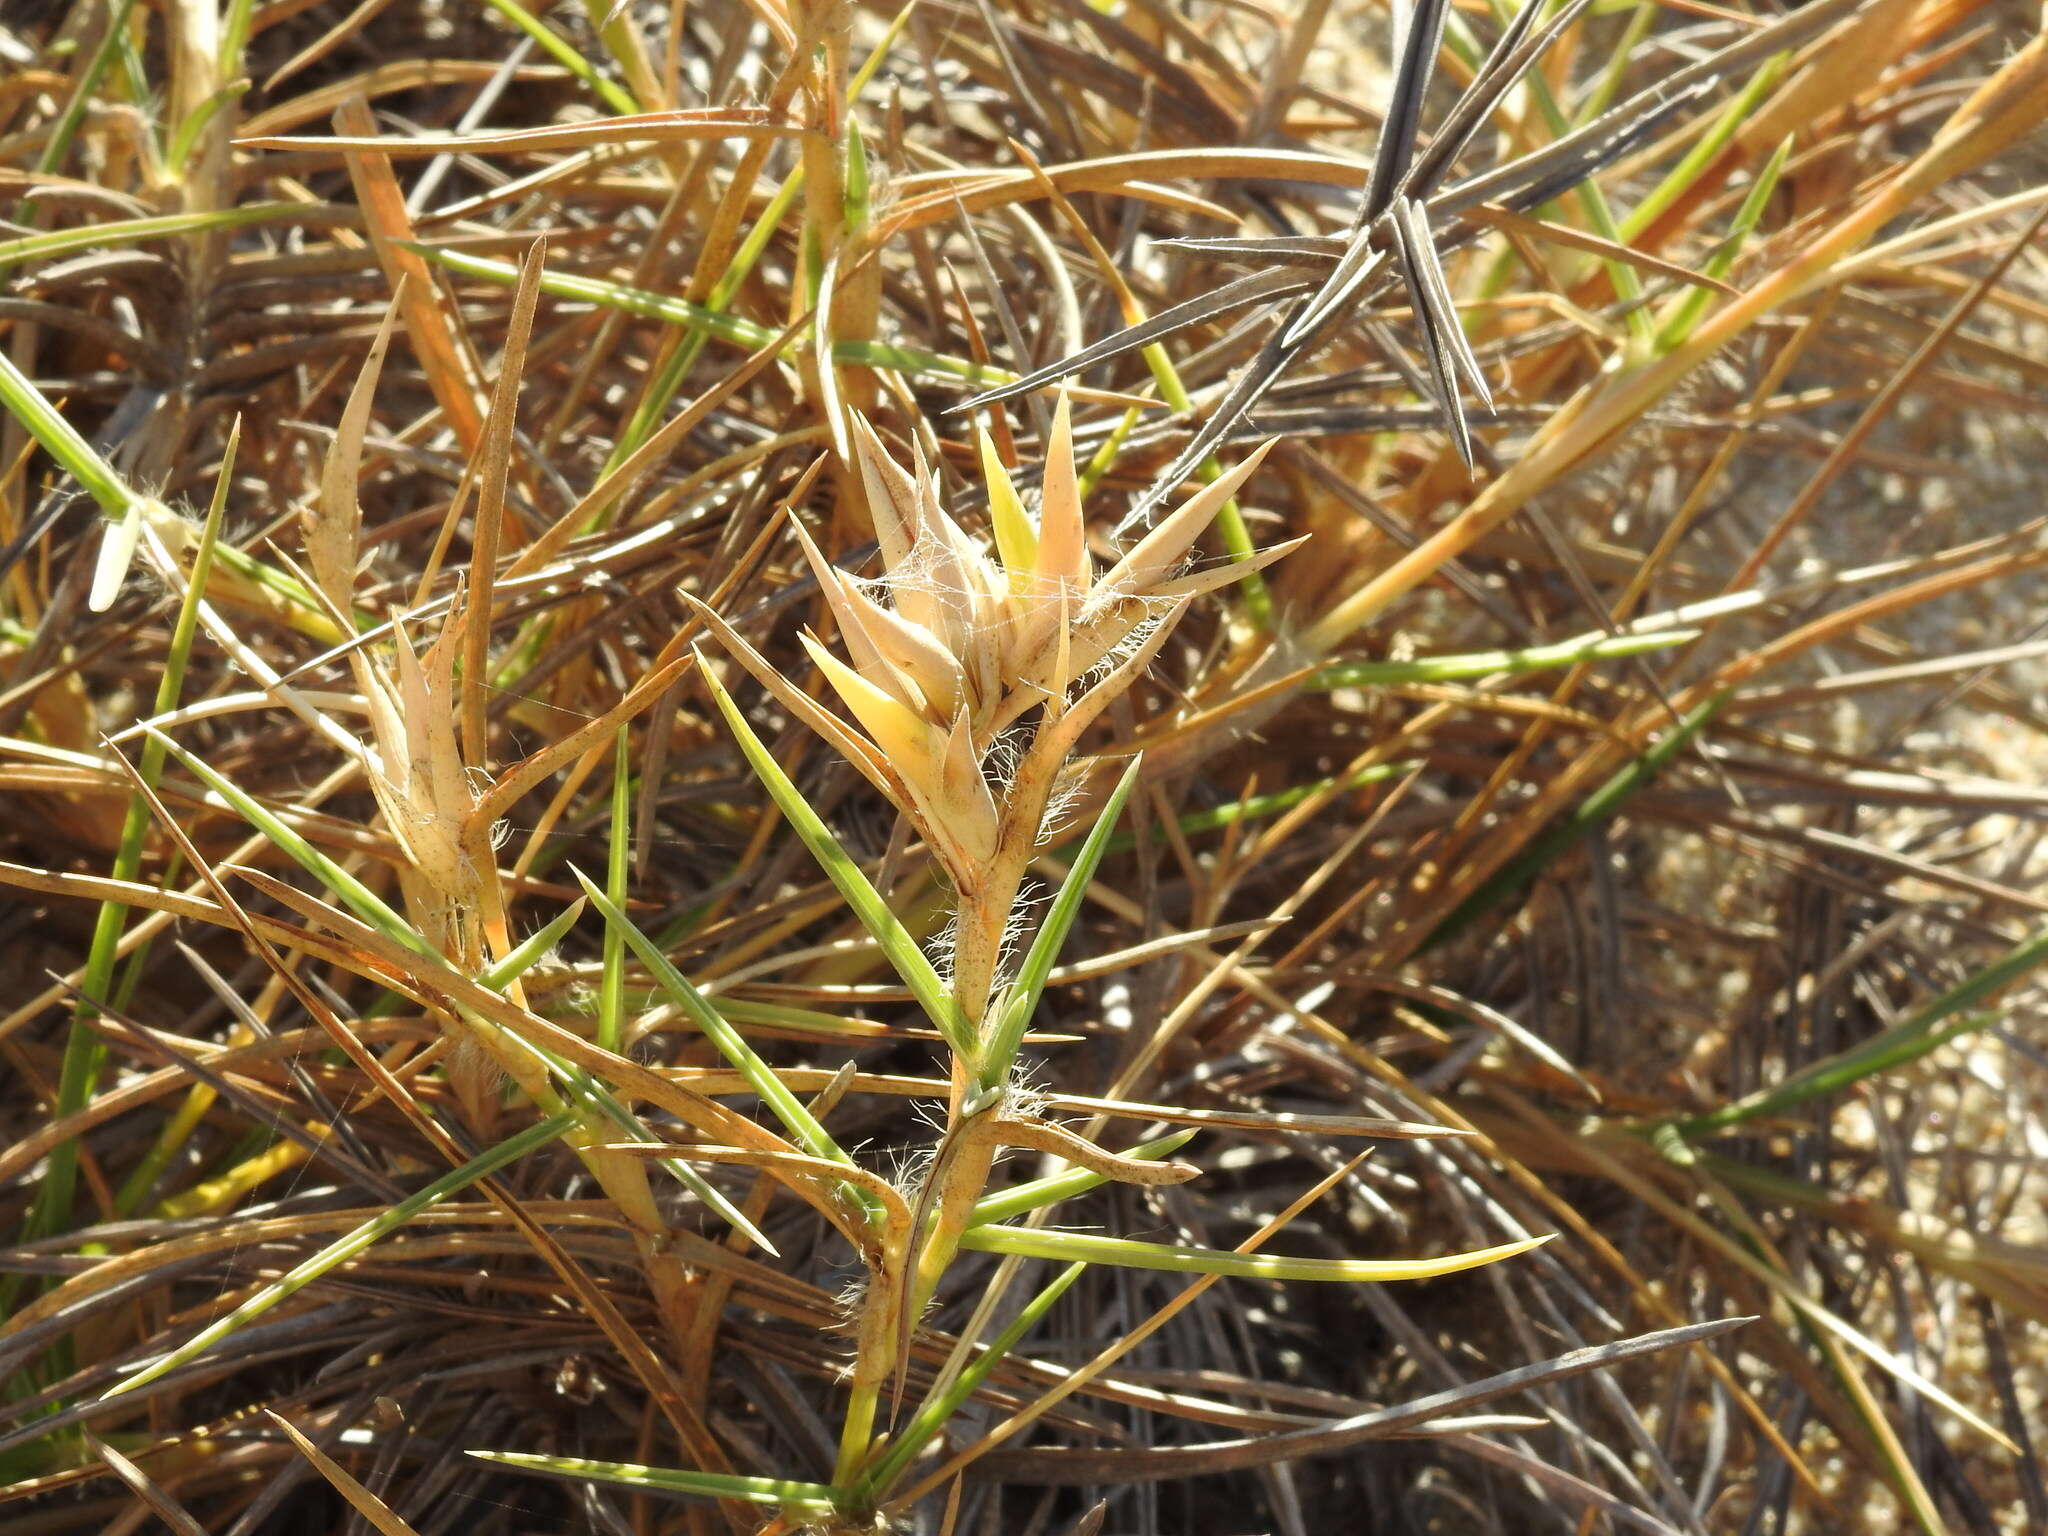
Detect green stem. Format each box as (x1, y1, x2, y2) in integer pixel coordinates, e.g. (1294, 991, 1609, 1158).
(3, 433, 233, 1322)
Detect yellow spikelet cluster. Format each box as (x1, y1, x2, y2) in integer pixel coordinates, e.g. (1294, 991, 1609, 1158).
(694, 400, 1284, 1022)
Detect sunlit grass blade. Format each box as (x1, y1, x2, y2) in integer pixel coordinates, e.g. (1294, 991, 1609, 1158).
(0, 205, 309, 271)
(1464, 0, 1646, 336)
(1421, 692, 1726, 952)
(468, 1452, 842, 1514)
(474, 0, 638, 114)
(598, 731, 630, 1054)
(479, 898, 588, 990)
(856, 1261, 1086, 1500)
(961, 1226, 1547, 1280)
(1313, 628, 1697, 689)
(140, 727, 424, 954)
(409, 244, 1014, 388)
(982, 758, 1141, 1088)
(268, 1413, 426, 1536)
(1653, 137, 1792, 353)
(104, 1111, 577, 1398)
(0, 348, 142, 518)
(709, 995, 926, 1040)
(166, 82, 249, 176)
(1621, 51, 1789, 241)
(572, 871, 860, 1176)
(698, 664, 974, 1057)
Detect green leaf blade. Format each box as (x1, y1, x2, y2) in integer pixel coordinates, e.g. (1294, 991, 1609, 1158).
(469, 1451, 843, 1512)
(983, 757, 1142, 1088)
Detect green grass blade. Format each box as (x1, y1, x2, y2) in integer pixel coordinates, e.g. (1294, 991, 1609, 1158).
(698, 665, 974, 1057)
(960, 1226, 1548, 1281)
(478, 898, 588, 990)
(0, 349, 142, 518)
(0, 205, 311, 271)
(140, 728, 425, 954)
(104, 1111, 578, 1398)
(855, 1262, 1086, 1499)
(1313, 628, 1697, 689)
(1672, 915, 2048, 1142)
(600, 169, 805, 484)
(1420, 691, 1726, 953)
(1654, 136, 1791, 352)
(26, 0, 142, 185)
(409, 245, 1016, 388)
(469, 1452, 842, 1512)
(3, 431, 236, 1318)
(1096, 762, 1420, 854)
(1112, 295, 1269, 621)
(598, 732, 630, 1055)
(982, 758, 1141, 1089)
(571, 872, 862, 1178)
(218, 0, 257, 75)
(1621, 52, 1789, 241)
(474, 0, 639, 114)
(167, 82, 249, 176)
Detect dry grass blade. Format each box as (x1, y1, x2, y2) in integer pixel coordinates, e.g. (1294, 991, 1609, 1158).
(266, 1413, 427, 1536)
(954, 268, 1311, 411)
(237, 107, 797, 155)
(1360, 0, 1453, 224)
(84, 1434, 214, 1536)
(972, 1318, 1755, 1484)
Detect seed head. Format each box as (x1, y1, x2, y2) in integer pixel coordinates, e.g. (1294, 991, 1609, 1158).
(788, 400, 1277, 889)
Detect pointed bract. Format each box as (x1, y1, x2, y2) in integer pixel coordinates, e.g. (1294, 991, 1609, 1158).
(1035, 394, 1089, 592)
(980, 428, 1039, 584)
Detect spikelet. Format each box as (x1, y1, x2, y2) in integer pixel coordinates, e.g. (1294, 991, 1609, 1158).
(698, 399, 1288, 1023)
